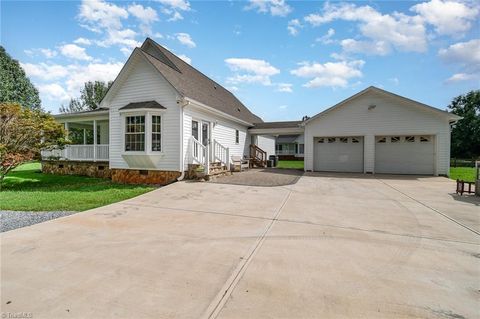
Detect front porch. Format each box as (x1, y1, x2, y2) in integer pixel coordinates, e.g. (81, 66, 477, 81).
(41, 111, 110, 162)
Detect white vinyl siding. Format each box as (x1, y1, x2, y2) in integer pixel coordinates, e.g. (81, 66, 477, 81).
(255, 135, 276, 158)
(106, 54, 181, 171)
(182, 105, 249, 170)
(304, 90, 451, 175)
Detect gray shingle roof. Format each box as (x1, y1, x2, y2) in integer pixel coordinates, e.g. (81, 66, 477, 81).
(119, 100, 166, 110)
(139, 38, 263, 124)
(251, 121, 302, 129)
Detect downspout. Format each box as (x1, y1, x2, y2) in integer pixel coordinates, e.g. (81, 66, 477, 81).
(177, 98, 190, 181)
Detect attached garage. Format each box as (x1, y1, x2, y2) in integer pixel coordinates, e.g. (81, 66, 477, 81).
(314, 136, 363, 172)
(303, 86, 461, 176)
(375, 135, 434, 175)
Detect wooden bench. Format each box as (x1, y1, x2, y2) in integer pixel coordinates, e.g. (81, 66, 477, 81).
(231, 156, 249, 172)
(456, 179, 476, 195)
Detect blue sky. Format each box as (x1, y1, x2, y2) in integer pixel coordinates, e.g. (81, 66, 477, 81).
(2, 0, 479, 121)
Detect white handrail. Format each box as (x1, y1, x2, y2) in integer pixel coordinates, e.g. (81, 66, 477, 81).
(190, 136, 208, 174)
(41, 145, 109, 161)
(213, 139, 230, 170)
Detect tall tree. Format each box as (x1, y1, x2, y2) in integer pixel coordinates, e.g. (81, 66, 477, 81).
(448, 90, 480, 159)
(60, 81, 112, 113)
(0, 46, 42, 110)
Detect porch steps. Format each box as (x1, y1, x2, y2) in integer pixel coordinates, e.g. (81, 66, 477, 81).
(206, 162, 231, 181)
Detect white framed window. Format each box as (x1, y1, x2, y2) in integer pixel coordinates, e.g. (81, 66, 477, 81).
(377, 137, 386, 143)
(352, 137, 360, 143)
(317, 138, 324, 143)
(405, 136, 415, 143)
(339, 137, 348, 143)
(327, 137, 336, 143)
(420, 136, 430, 142)
(391, 136, 400, 143)
(151, 115, 162, 152)
(125, 115, 145, 151)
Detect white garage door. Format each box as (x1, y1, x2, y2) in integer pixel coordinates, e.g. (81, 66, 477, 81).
(314, 137, 364, 172)
(375, 135, 434, 175)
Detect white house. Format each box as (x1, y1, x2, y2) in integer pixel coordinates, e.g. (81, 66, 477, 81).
(42, 38, 275, 184)
(42, 38, 459, 183)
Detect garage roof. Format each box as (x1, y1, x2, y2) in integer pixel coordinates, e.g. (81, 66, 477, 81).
(305, 86, 462, 124)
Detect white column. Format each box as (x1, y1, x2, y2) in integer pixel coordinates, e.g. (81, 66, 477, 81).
(93, 120, 97, 161)
(64, 122, 69, 159)
(83, 128, 87, 145)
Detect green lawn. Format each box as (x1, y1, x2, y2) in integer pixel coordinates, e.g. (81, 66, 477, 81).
(450, 167, 477, 183)
(277, 160, 304, 170)
(0, 162, 154, 211)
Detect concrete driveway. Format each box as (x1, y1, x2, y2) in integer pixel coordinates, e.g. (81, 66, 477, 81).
(1, 173, 479, 319)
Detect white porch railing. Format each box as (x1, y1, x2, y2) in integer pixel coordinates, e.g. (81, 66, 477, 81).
(41, 144, 109, 161)
(190, 136, 209, 174)
(276, 149, 296, 155)
(213, 139, 230, 171)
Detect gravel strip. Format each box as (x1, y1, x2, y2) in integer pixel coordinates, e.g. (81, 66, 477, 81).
(1, 210, 78, 233)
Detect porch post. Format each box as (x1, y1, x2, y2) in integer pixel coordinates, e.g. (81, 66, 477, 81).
(83, 129, 87, 145)
(64, 122, 69, 159)
(93, 120, 97, 162)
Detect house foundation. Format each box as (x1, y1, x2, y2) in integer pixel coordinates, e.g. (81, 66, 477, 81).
(42, 160, 111, 179)
(111, 169, 181, 185)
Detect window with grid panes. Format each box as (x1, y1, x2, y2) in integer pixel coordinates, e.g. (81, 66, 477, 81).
(152, 115, 162, 151)
(125, 116, 145, 151)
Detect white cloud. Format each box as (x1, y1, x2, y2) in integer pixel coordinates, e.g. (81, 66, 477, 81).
(21, 63, 69, 80)
(73, 37, 92, 46)
(246, 0, 292, 17)
(156, 0, 190, 21)
(315, 28, 335, 44)
(411, 0, 479, 36)
(178, 54, 192, 64)
(157, 0, 190, 11)
(278, 105, 288, 109)
(389, 77, 400, 85)
(78, 0, 128, 31)
(438, 39, 480, 66)
(291, 60, 365, 88)
(59, 44, 93, 61)
(304, 2, 427, 54)
(128, 4, 159, 35)
(439, 39, 480, 83)
(176, 33, 196, 48)
(225, 58, 280, 86)
(276, 83, 293, 93)
(38, 83, 70, 102)
(227, 86, 239, 92)
(445, 73, 478, 83)
(287, 19, 302, 36)
(340, 39, 390, 56)
(78, 0, 140, 50)
(22, 61, 123, 105)
(24, 48, 57, 58)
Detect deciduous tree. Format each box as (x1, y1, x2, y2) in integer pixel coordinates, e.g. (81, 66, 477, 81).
(60, 81, 112, 113)
(0, 103, 67, 188)
(448, 90, 480, 159)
